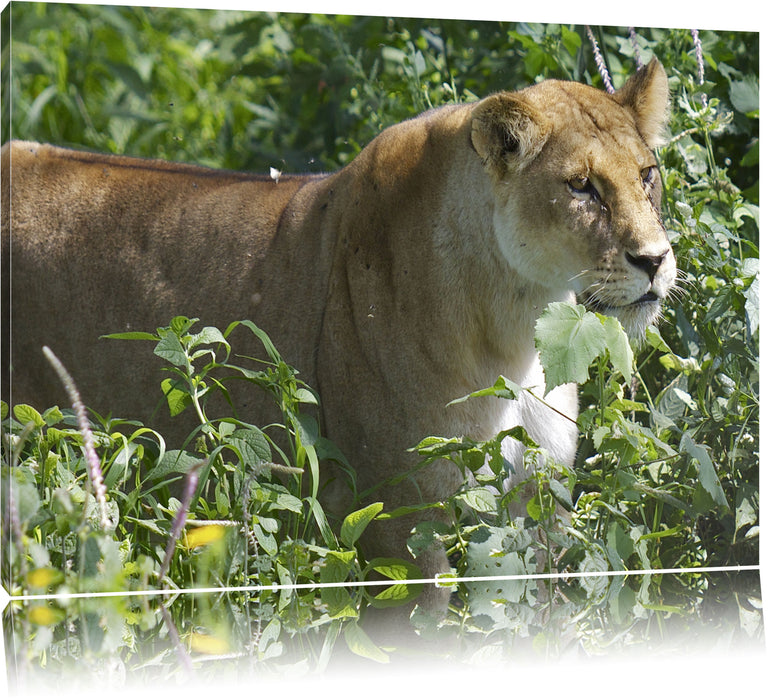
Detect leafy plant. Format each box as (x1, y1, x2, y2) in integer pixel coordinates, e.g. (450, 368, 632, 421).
(2, 8, 759, 677)
(2, 317, 421, 612)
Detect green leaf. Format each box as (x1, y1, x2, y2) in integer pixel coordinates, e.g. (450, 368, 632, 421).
(364, 557, 424, 581)
(8, 472, 41, 522)
(101, 331, 158, 341)
(293, 387, 318, 405)
(645, 325, 671, 353)
(680, 433, 729, 509)
(13, 404, 45, 428)
(153, 331, 189, 367)
(42, 406, 64, 426)
(224, 427, 272, 467)
(729, 75, 759, 115)
(496, 424, 539, 449)
(457, 487, 498, 514)
(145, 450, 204, 481)
(320, 551, 358, 618)
(191, 326, 229, 349)
(632, 482, 695, 517)
(252, 522, 278, 556)
(548, 478, 573, 511)
(225, 319, 282, 363)
(307, 496, 337, 549)
(535, 302, 607, 392)
(160, 377, 193, 417)
(745, 275, 759, 335)
(372, 583, 422, 606)
(168, 316, 199, 336)
(341, 502, 383, 548)
(600, 314, 633, 382)
(526, 492, 555, 521)
(343, 622, 389, 664)
(407, 520, 452, 558)
(448, 374, 524, 405)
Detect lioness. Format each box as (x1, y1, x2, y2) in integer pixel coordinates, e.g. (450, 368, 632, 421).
(1, 59, 675, 574)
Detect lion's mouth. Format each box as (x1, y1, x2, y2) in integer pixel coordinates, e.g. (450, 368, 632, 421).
(583, 291, 660, 314)
(632, 291, 659, 305)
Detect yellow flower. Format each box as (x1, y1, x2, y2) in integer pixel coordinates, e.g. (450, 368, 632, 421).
(29, 605, 64, 626)
(184, 524, 225, 550)
(25, 567, 63, 589)
(189, 632, 230, 655)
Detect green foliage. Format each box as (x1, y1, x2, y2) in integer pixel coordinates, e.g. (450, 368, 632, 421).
(2, 318, 418, 608)
(3, 7, 759, 673)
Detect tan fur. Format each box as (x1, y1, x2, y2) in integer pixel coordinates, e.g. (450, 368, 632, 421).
(1, 59, 675, 573)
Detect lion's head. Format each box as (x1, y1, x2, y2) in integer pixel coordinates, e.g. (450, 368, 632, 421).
(470, 58, 676, 337)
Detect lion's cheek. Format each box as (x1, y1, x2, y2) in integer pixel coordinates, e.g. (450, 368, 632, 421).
(491, 201, 596, 290)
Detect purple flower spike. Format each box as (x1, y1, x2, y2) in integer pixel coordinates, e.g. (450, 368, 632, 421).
(42, 346, 110, 530)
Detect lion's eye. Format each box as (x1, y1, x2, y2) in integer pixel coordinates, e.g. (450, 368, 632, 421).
(641, 166, 657, 186)
(567, 176, 599, 201)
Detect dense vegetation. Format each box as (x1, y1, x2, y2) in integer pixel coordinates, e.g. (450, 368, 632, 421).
(2, 4, 760, 676)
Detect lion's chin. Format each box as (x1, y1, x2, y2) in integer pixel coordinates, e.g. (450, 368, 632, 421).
(586, 298, 662, 340)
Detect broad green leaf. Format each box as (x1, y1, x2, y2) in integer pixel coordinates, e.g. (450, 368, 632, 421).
(160, 377, 192, 417)
(632, 482, 695, 516)
(600, 314, 633, 382)
(645, 325, 671, 353)
(606, 521, 634, 564)
(680, 433, 729, 509)
(729, 75, 759, 115)
(252, 522, 278, 556)
(321, 551, 358, 617)
(526, 492, 554, 521)
(362, 557, 425, 610)
(370, 582, 423, 608)
(9, 475, 41, 523)
(191, 326, 229, 349)
(497, 424, 540, 449)
(168, 316, 199, 336)
(42, 406, 65, 426)
(535, 302, 607, 392)
(341, 502, 383, 548)
(265, 488, 304, 515)
(293, 387, 318, 405)
(145, 449, 204, 481)
(13, 404, 45, 428)
(275, 561, 293, 612)
(224, 427, 272, 467)
(457, 487, 498, 514)
(153, 331, 189, 367)
(364, 557, 423, 581)
(407, 520, 452, 558)
(735, 490, 758, 532)
(343, 622, 389, 664)
(548, 478, 573, 510)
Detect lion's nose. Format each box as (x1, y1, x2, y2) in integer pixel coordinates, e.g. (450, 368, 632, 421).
(626, 250, 669, 282)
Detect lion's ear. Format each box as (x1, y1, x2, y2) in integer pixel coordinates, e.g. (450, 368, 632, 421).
(471, 93, 549, 173)
(614, 58, 670, 149)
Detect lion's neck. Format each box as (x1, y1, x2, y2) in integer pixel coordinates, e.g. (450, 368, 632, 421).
(433, 173, 574, 390)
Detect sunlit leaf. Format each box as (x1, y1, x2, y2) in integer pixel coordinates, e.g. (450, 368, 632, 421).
(341, 502, 383, 548)
(535, 302, 607, 392)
